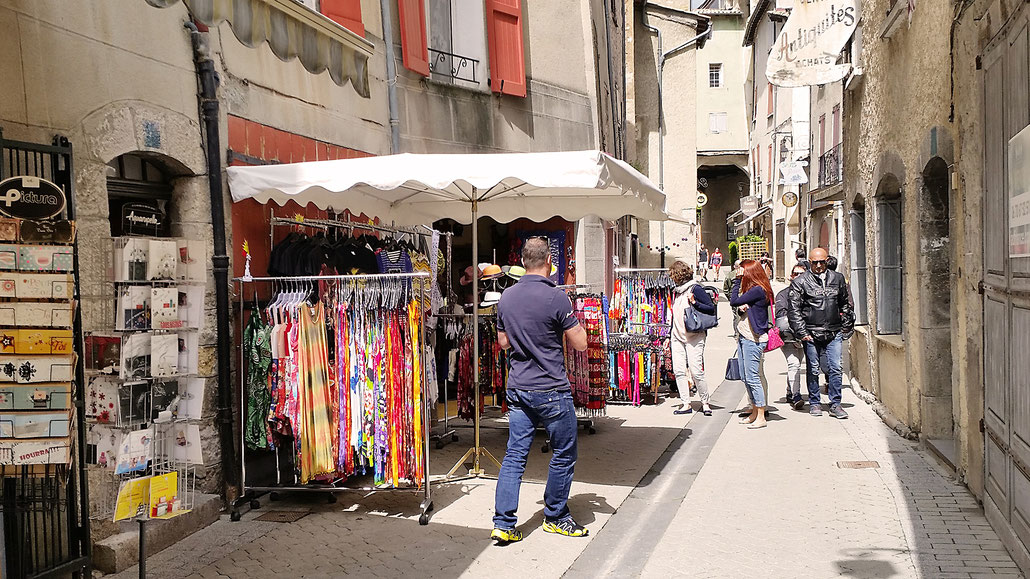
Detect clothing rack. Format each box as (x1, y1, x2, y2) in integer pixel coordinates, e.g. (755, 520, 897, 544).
(231, 272, 435, 525)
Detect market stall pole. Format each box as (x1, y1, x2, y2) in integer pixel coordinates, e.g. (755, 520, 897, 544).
(226, 150, 675, 483)
(231, 272, 434, 525)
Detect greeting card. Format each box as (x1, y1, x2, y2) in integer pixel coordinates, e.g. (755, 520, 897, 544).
(150, 380, 179, 420)
(171, 424, 203, 465)
(0, 245, 17, 270)
(0, 438, 71, 466)
(117, 238, 148, 282)
(17, 273, 73, 299)
(115, 429, 152, 475)
(0, 302, 76, 328)
(178, 378, 204, 420)
(20, 220, 75, 244)
(86, 376, 120, 424)
(150, 287, 180, 329)
(0, 411, 72, 439)
(177, 286, 204, 329)
(118, 286, 150, 330)
(86, 423, 119, 470)
(147, 240, 177, 280)
(0, 384, 72, 411)
(85, 334, 120, 374)
(151, 333, 178, 378)
(0, 219, 19, 243)
(118, 381, 150, 426)
(0, 355, 76, 384)
(19, 246, 73, 272)
(120, 333, 150, 380)
(176, 240, 206, 282)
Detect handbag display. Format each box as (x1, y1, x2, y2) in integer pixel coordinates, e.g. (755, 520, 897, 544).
(725, 356, 742, 381)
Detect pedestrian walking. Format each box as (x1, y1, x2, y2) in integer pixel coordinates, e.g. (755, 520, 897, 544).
(760, 251, 774, 279)
(730, 259, 773, 429)
(492, 237, 590, 544)
(776, 265, 808, 410)
(669, 261, 715, 416)
(723, 259, 741, 300)
(787, 247, 855, 419)
(709, 248, 723, 280)
(697, 244, 709, 281)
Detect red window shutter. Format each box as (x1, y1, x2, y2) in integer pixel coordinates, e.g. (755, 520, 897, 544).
(486, 0, 526, 97)
(398, 0, 429, 76)
(321, 0, 365, 37)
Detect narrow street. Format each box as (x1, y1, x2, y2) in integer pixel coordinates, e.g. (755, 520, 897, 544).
(108, 297, 1023, 579)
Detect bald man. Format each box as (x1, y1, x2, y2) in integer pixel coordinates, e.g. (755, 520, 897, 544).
(786, 247, 855, 419)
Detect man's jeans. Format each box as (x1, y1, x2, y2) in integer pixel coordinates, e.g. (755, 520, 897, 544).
(493, 388, 577, 530)
(804, 333, 843, 406)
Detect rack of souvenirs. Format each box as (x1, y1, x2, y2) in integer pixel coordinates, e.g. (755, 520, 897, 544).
(607, 268, 676, 405)
(566, 293, 609, 418)
(234, 271, 435, 525)
(82, 235, 207, 522)
(0, 217, 80, 472)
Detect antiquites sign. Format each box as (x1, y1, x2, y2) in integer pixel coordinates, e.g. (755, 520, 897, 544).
(0, 176, 67, 220)
(767, 0, 858, 87)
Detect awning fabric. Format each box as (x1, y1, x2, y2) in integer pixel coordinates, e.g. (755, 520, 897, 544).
(226, 150, 672, 225)
(145, 0, 372, 97)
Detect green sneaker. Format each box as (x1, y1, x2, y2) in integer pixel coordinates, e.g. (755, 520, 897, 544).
(490, 527, 523, 544)
(542, 518, 589, 537)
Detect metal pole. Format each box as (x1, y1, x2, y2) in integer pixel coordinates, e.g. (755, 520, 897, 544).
(137, 519, 145, 579)
(471, 196, 481, 474)
(420, 273, 432, 521)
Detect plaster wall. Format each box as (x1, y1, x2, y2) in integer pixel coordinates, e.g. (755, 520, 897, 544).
(696, 14, 748, 154)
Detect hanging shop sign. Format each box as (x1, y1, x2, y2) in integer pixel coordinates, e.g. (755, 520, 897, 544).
(697, 192, 709, 207)
(741, 195, 760, 216)
(0, 176, 67, 220)
(121, 203, 165, 236)
(1008, 124, 1030, 258)
(766, 0, 858, 88)
(779, 161, 809, 185)
(782, 191, 799, 208)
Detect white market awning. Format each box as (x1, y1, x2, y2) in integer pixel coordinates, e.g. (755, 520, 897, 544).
(226, 150, 673, 225)
(145, 0, 373, 97)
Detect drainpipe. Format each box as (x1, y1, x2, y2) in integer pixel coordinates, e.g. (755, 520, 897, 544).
(187, 22, 238, 491)
(380, 0, 401, 153)
(642, 5, 711, 267)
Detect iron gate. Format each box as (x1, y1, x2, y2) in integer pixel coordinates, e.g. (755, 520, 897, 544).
(982, 8, 1030, 569)
(0, 128, 90, 578)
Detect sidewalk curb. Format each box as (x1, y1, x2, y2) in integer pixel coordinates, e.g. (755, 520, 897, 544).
(847, 375, 918, 441)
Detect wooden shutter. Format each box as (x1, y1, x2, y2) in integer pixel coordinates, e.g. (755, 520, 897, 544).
(486, 0, 527, 97)
(398, 0, 430, 76)
(321, 0, 365, 37)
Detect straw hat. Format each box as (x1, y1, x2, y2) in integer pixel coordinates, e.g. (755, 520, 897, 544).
(480, 291, 502, 306)
(502, 265, 526, 280)
(481, 264, 503, 280)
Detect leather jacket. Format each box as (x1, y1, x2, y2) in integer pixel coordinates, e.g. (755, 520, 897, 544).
(787, 270, 855, 341)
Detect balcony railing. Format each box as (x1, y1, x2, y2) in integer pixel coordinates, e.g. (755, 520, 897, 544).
(428, 48, 479, 84)
(819, 144, 843, 188)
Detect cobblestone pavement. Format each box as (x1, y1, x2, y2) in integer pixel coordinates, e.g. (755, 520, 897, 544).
(107, 298, 1025, 579)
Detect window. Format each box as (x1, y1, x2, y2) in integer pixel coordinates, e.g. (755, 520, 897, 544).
(106, 153, 174, 237)
(767, 145, 772, 183)
(832, 105, 841, 146)
(485, 0, 526, 96)
(709, 63, 722, 88)
(426, 0, 491, 90)
(709, 112, 728, 134)
(767, 85, 774, 117)
(319, 0, 364, 37)
(819, 114, 826, 155)
(876, 195, 903, 334)
(850, 206, 869, 325)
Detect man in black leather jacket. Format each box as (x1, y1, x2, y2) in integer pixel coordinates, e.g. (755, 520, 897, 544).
(787, 247, 855, 419)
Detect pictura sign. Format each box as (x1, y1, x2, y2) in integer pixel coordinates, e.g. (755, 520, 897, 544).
(767, 0, 858, 87)
(0, 176, 67, 220)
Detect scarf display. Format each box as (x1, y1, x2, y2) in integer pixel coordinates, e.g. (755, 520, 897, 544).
(607, 272, 676, 405)
(244, 280, 426, 488)
(566, 295, 608, 416)
(453, 317, 505, 420)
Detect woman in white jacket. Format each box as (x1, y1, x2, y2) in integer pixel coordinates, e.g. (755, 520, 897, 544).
(669, 261, 716, 416)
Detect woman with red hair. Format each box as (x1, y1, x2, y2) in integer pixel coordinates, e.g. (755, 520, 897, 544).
(729, 259, 774, 429)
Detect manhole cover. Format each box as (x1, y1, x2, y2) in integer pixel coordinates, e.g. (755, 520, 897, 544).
(255, 510, 310, 523)
(837, 461, 880, 469)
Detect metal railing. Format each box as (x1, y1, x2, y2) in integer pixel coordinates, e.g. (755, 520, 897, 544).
(819, 143, 843, 188)
(428, 48, 479, 84)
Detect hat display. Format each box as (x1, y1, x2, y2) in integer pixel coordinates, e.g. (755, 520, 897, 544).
(459, 265, 478, 286)
(502, 265, 526, 280)
(481, 264, 503, 280)
(480, 291, 502, 306)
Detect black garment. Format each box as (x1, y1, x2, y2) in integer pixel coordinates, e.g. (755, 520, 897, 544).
(774, 287, 797, 342)
(786, 270, 855, 342)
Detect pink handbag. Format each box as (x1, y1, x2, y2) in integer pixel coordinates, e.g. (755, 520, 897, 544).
(766, 327, 784, 351)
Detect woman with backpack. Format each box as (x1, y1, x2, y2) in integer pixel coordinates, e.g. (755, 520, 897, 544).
(776, 265, 808, 410)
(730, 259, 774, 429)
(669, 261, 716, 416)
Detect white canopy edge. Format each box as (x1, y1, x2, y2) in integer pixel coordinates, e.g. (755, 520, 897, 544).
(227, 150, 680, 225)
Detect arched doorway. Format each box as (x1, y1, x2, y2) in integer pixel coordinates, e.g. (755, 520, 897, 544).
(106, 153, 178, 237)
(919, 156, 953, 440)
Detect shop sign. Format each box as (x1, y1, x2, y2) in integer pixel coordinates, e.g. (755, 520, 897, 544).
(0, 176, 67, 220)
(122, 203, 164, 236)
(1009, 124, 1030, 258)
(782, 191, 799, 208)
(767, 0, 858, 88)
(779, 161, 809, 185)
(741, 195, 760, 216)
(697, 192, 709, 207)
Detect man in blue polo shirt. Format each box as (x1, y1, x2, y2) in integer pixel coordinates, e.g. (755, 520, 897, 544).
(491, 237, 588, 544)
